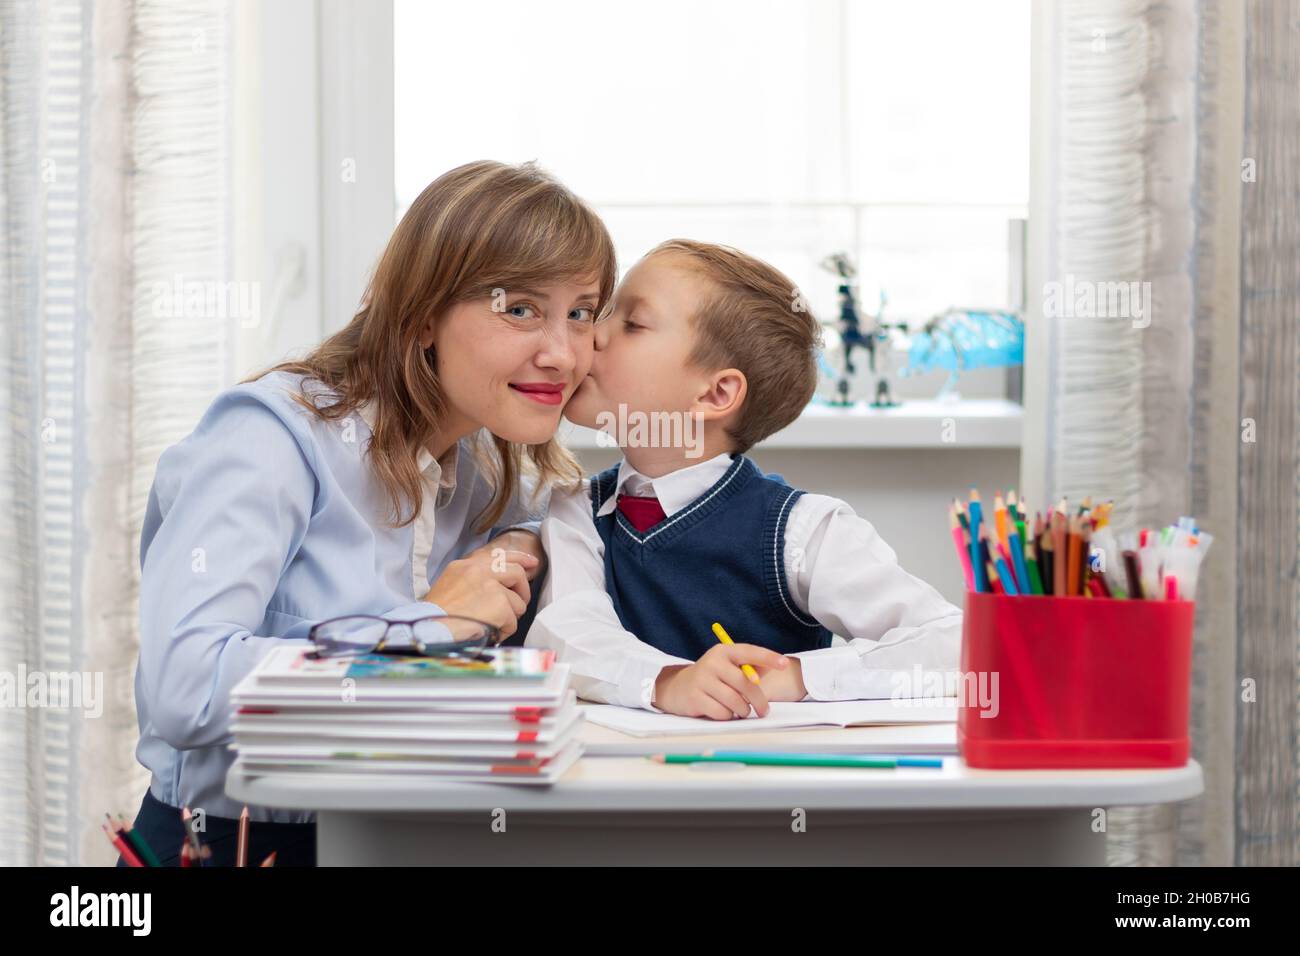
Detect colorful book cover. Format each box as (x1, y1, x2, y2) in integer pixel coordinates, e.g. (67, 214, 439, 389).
(342, 646, 554, 681)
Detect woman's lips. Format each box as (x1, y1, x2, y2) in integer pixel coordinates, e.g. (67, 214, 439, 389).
(509, 382, 565, 406)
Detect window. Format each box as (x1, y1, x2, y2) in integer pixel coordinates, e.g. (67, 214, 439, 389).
(394, 0, 1029, 325)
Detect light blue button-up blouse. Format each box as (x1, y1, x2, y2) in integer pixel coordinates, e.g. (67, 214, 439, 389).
(134, 370, 545, 822)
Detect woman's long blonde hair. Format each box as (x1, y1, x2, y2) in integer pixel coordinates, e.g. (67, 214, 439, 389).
(245, 160, 617, 531)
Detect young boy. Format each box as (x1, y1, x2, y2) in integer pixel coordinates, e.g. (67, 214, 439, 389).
(529, 240, 960, 720)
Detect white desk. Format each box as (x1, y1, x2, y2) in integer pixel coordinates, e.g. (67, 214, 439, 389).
(226, 718, 1203, 866)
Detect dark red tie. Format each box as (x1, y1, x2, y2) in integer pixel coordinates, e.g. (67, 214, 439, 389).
(617, 493, 667, 532)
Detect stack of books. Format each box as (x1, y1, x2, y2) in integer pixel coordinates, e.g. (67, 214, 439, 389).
(229, 645, 581, 785)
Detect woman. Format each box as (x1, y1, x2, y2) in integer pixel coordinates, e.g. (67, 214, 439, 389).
(121, 161, 617, 866)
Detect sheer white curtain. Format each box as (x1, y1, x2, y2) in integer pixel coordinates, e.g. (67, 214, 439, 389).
(1033, 0, 1299, 866)
(0, 0, 233, 865)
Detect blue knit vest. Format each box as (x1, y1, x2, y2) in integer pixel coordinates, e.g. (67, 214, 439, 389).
(590, 455, 833, 660)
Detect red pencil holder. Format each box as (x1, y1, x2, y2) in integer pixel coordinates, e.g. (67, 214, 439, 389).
(958, 591, 1195, 769)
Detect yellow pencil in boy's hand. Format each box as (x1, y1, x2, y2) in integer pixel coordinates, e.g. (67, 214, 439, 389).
(711, 621, 761, 684)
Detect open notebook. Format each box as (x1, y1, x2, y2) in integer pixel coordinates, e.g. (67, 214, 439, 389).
(582, 697, 957, 738)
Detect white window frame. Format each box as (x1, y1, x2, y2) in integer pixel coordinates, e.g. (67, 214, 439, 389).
(232, 0, 394, 377)
(236, 0, 1031, 452)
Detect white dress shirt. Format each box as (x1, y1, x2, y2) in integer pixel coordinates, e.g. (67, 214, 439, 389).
(356, 401, 459, 597)
(530, 453, 962, 710)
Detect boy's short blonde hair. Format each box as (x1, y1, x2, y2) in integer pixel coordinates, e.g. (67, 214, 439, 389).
(648, 239, 821, 454)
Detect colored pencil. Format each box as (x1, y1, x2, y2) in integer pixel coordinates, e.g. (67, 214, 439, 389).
(181, 807, 207, 868)
(1014, 507, 1029, 556)
(954, 500, 970, 533)
(705, 751, 944, 768)
(977, 525, 999, 592)
(1038, 516, 1054, 594)
(1123, 549, 1144, 598)
(1078, 521, 1093, 596)
(996, 539, 1016, 584)
(108, 813, 161, 868)
(1066, 516, 1081, 597)
(977, 528, 993, 575)
(1093, 565, 1112, 597)
(1008, 527, 1031, 597)
(1052, 505, 1067, 596)
(950, 504, 975, 590)
(652, 753, 900, 768)
(993, 492, 1008, 549)
(236, 805, 250, 867)
(968, 489, 987, 591)
(1025, 538, 1045, 595)
(995, 555, 1019, 595)
(104, 823, 143, 867)
(985, 558, 1005, 594)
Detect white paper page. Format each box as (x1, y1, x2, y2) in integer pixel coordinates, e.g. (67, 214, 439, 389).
(582, 698, 957, 738)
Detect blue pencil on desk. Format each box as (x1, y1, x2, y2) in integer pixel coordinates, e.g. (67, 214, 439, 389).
(653, 751, 945, 769)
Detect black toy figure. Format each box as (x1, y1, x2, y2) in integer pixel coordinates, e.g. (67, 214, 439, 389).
(820, 252, 899, 408)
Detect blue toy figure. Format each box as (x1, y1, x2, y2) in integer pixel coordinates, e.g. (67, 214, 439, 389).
(902, 308, 1024, 398)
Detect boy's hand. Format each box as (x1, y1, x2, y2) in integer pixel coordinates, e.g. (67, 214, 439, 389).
(481, 529, 546, 581)
(653, 644, 789, 720)
(758, 655, 807, 702)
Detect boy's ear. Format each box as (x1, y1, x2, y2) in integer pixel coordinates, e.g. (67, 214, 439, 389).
(694, 368, 747, 421)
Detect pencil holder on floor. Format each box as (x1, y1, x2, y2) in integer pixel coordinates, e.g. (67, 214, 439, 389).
(957, 591, 1195, 769)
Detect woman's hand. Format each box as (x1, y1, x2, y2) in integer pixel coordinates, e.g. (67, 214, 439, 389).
(421, 547, 539, 638)
(652, 644, 789, 719)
